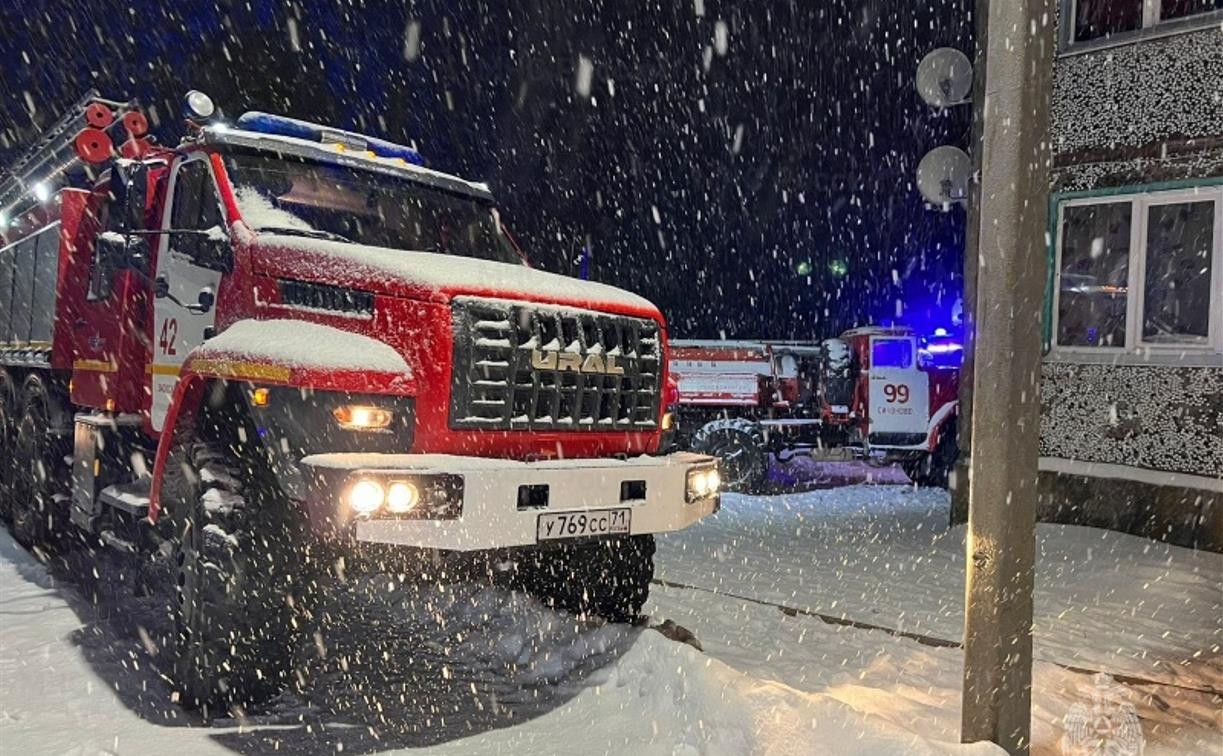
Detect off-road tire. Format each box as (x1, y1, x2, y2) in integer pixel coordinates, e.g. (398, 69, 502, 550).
(516, 534, 655, 622)
(10, 374, 71, 548)
(162, 438, 314, 715)
(692, 418, 769, 493)
(0, 370, 18, 521)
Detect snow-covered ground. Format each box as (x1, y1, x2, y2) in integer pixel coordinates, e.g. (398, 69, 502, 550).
(1, 473, 1219, 754)
(650, 481, 1223, 755)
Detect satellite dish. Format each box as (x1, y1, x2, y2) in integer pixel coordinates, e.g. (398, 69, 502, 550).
(916, 48, 972, 107)
(916, 145, 973, 208)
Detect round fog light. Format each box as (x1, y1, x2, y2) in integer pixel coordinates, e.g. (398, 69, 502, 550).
(706, 469, 721, 493)
(348, 479, 385, 515)
(386, 482, 420, 514)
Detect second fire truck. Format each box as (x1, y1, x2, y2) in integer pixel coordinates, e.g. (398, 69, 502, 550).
(669, 326, 962, 491)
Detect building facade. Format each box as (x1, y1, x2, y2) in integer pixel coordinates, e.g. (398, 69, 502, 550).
(1040, 1, 1223, 549)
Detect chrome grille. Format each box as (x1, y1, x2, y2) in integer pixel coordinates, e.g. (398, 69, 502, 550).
(450, 297, 662, 431)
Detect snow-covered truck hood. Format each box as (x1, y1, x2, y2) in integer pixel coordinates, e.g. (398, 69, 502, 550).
(251, 235, 661, 320)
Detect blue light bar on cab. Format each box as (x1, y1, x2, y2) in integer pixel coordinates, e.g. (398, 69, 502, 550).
(235, 112, 425, 165)
(917, 333, 964, 370)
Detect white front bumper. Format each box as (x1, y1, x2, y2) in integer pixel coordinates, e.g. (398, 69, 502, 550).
(300, 451, 719, 551)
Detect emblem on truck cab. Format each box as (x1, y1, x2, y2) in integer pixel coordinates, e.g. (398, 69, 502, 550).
(530, 349, 626, 375)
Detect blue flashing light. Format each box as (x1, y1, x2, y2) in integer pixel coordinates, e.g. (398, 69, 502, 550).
(235, 112, 425, 166)
(917, 331, 964, 370)
(238, 112, 320, 141)
(366, 136, 425, 165)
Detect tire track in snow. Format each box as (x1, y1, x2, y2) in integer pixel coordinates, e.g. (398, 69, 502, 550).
(653, 577, 1223, 698)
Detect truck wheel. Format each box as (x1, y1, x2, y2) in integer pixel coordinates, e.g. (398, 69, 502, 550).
(0, 370, 17, 521)
(9, 374, 70, 549)
(162, 439, 309, 714)
(903, 425, 958, 489)
(516, 534, 655, 623)
(692, 418, 768, 493)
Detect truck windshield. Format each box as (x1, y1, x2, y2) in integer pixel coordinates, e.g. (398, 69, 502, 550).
(223, 152, 522, 265)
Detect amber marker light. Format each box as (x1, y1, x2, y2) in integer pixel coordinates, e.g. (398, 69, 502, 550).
(333, 405, 393, 431)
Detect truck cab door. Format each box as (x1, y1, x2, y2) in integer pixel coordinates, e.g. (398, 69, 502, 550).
(69, 169, 151, 413)
(150, 156, 230, 432)
(866, 335, 929, 444)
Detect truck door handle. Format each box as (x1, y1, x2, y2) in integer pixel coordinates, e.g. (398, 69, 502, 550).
(154, 276, 213, 314)
(193, 289, 215, 314)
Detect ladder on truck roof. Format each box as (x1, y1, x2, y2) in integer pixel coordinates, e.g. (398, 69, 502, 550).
(0, 90, 149, 220)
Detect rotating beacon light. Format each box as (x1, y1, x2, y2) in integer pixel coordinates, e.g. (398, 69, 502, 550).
(184, 90, 217, 122)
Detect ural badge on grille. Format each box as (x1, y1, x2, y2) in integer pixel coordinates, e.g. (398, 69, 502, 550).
(530, 349, 626, 375)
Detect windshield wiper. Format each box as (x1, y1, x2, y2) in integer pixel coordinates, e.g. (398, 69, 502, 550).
(257, 226, 354, 243)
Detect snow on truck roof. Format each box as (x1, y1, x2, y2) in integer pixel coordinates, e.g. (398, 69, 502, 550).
(256, 233, 660, 315)
(670, 340, 824, 358)
(202, 123, 494, 203)
(840, 325, 915, 337)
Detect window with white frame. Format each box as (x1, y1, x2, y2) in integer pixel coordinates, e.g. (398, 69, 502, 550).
(1053, 186, 1223, 352)
(1069, 0, 1223, 44)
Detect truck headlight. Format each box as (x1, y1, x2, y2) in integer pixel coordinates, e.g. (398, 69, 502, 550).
(686, 466, 721, 503)
(347, 478, 385, 515)
(333, 405, 394, 431)
(386, 481, 420, 513)
(316, 470, 464, 523)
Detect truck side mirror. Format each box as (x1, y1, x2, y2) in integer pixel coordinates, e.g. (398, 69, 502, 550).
(113, 161, 150, 233)
(94, 232, 150, 286)
(104, 161, 153, 278)
(126, 235, 150, 274)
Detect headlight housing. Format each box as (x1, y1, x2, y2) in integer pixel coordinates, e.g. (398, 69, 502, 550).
(686, 465, 721, 503)
(346, 478, 422, 517)
(243, 387, 415, 457)
(331, 471, 463, 520)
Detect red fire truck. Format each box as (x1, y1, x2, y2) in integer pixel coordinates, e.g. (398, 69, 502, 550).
(670, 326, 962, 491)
(0, 91, 719, 712)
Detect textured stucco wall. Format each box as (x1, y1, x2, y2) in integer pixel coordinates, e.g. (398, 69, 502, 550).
(1049, 25, 1223, 192)
(1050, 27, 1223, 158)
(1042, 27, 1223, 484)
(1039, 363, 1223, 477)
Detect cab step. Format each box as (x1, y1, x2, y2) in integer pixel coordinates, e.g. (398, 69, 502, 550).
(97, 479, 151, 517)
(98, 529, 138, 554)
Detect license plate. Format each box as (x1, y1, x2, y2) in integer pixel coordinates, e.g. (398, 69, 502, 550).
(537, 509, 631, 542)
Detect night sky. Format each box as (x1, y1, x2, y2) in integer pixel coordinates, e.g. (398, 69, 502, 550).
(1, 0, 972, 339)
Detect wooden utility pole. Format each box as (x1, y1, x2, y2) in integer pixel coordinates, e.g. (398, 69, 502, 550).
(960, 0, 1054, 754)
